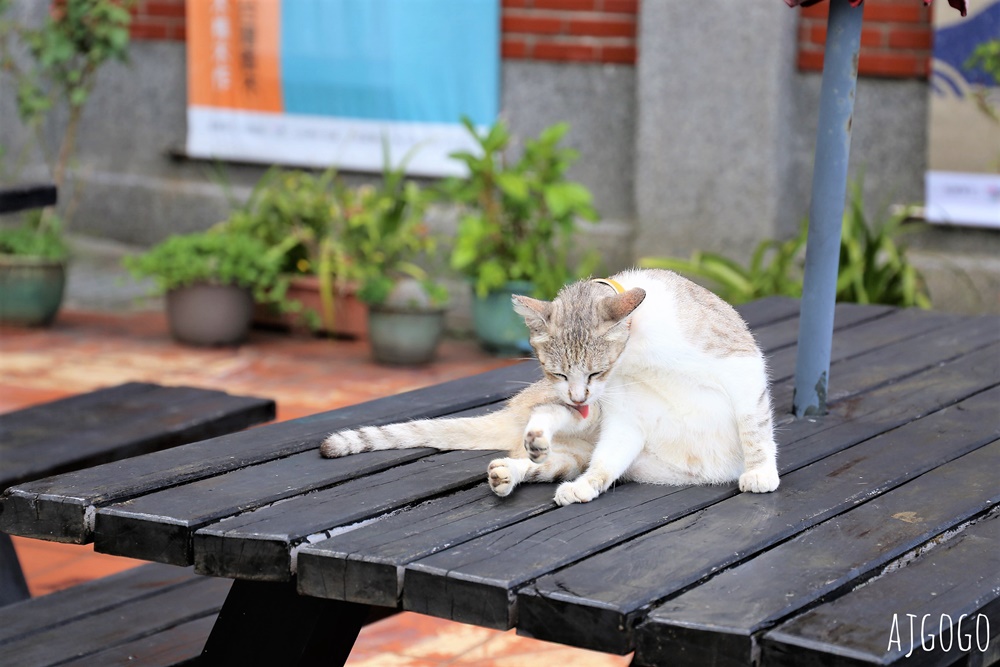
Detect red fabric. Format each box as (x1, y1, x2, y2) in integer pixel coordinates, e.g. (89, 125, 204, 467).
(783, 0, 967, 16)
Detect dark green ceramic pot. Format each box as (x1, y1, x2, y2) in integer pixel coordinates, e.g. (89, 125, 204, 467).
(470, 281, 533, 356)
(0, 255, 67, 327)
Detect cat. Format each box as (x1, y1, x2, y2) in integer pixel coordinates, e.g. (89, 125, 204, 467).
(320, 268, 780, 506)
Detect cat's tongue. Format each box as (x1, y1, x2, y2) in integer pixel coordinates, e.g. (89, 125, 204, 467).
(571, 404, 590, 419)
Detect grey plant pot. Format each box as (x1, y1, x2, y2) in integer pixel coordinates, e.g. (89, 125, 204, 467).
(367, 306, 446, 366)
(166, 283, 254, 346)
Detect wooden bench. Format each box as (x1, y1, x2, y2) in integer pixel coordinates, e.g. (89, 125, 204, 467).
(0, 562, 231, 667)
(0, 382, 275, 606)
(0, 183, 57, 215)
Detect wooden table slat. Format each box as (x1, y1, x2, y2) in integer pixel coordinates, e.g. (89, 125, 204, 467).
(751, 302, 894, 353)
(732, 296, 802, 329)
(0, 363, 537, 543)
(633, 441, 1000, 667)
(515, 387, 1000, 654)
(95, 448, 435, 565)
(297, 482, 559, 607)
(760, 509, 1000, 667)
(764, 307, 962, 387)
(192, 450, 503, 581)
(93, 404, 501, 565)
(769, 315, 1000, 416)
(1, 386, 275, 489)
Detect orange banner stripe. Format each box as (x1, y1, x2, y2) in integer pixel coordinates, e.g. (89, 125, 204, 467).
(187, 0, 282, 112)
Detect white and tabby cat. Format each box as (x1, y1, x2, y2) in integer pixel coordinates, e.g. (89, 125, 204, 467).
(321, 268, 780, 505)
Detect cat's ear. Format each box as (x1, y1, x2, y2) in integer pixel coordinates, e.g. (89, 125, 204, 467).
(512, 294, 552, 331)
(600, 288, 646, 324)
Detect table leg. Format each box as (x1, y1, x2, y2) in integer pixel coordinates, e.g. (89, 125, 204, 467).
(0, 533, 30, 607)
(199, 578, 373, 666)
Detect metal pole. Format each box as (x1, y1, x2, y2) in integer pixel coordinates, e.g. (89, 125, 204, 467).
(792, 0, 863, 418)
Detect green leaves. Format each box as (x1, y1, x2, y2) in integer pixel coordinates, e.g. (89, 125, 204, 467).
(496, 173, 529, 202)
(444, 118, 600, 299)
(543, 182, 595, 221)
(639, 179, 931, 309)
(0, 211, 68, 260)
(123, 230, 285, 305)
(217, 149, 443, 312)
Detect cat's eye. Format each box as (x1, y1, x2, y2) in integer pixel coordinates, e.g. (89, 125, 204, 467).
(588, 371, 603, 381)
(552, 372, 568, 381)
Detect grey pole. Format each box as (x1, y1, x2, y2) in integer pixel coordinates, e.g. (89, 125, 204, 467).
(792, 0, 864, 418)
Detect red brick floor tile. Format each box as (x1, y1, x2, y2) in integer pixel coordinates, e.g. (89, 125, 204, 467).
(11, 538, 147, 597)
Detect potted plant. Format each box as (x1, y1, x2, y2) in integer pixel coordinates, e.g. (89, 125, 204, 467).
(123, 230, 285, 346)
(362, 276, 449, 365)
(442, 118, 600, 354)
(0, 0, 134, 326)
(219, 168, 369, 338)
(351, 154, 450, 364)
(0, 211, 67, 325)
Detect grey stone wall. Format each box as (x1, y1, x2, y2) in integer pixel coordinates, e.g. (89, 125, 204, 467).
(633, 1, 800, 259)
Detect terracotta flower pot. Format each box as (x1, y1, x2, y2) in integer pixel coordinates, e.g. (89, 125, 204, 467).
(166, 283, 254, 346)
(254, 275, 368, 338)
(0, 255, 66, 327)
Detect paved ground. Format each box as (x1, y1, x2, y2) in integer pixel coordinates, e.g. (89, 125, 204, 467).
(2, 236, 630, 665)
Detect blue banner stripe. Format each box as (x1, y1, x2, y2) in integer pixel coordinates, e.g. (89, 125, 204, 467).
(280, 0, 499, 124)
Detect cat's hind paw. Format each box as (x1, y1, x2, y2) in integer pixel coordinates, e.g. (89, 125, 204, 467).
(488, 459, 515, 497)
(554, 478, 600, 506)
(739, 466, 780, 493)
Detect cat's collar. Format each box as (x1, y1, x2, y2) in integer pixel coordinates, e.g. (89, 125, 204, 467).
(592, 278, 625, 294)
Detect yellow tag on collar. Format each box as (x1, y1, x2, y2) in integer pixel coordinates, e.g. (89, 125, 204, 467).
(592, 278, 625, 294)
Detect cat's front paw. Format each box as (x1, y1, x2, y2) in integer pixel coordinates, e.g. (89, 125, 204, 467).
(320, 431, 362, 458)
(523, 428, 550, 463)
(488, 459, 515, 497)
(739, 466, 780, 493)
(554, 478, 600, 506)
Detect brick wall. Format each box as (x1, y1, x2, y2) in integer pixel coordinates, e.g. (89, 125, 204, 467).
(127, 0, 641, 65)
(796, 0, 933, 78)
(501, 0, 639, 64)
(130, 0, 186, 41)
(130, 0, 930, 77)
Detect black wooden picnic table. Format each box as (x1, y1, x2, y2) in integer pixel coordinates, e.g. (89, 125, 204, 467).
(1, 298, 998, 666)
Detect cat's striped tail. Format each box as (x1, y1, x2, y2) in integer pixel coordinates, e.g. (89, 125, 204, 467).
(319, 409, 522, 458)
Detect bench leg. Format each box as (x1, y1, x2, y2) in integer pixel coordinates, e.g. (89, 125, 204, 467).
(0, 533, 30, 607)
(199, 578, 376, 666)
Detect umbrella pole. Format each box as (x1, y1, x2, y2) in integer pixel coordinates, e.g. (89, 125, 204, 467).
(792, 0, 864, 417)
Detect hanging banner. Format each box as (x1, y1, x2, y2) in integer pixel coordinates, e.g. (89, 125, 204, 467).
(926, 0, 1000, 228)
(186, 0, 500, 176)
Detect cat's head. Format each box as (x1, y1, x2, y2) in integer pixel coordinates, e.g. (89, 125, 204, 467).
(512, 280, 646, 413)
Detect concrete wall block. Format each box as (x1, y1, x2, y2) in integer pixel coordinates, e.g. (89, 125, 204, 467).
(502, 61, 637, 222)
(633, 1, 800, 260)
